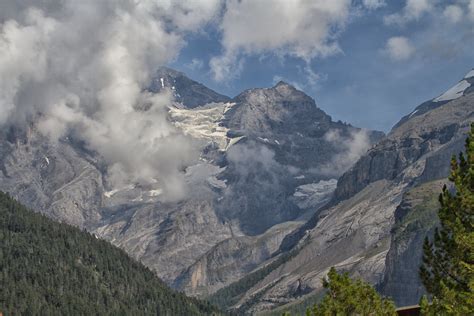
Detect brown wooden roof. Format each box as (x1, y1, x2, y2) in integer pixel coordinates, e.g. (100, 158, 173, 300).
(396, 305, 421, 316)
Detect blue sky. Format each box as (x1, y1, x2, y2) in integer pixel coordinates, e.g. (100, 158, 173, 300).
(0, 0, 472, 198)
(170, 1, 474, 132)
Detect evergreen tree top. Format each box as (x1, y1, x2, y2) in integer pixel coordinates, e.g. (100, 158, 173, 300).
(420, 122, 474, 315)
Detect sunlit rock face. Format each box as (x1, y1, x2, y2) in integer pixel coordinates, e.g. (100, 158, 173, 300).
(228, 72, 472, 314)
(150, 67, 231, 108)
(0, 68, 382, 298)
(3, 67, 472, 314)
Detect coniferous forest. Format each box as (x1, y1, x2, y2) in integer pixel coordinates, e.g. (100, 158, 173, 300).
(0, 191, 219, 315)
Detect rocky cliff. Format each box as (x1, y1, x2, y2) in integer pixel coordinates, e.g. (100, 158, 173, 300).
(3, 66, 470, 314)
(0, 69, 382, 301)
(211, 70, 473, 314)
(150, 67, 231, 108)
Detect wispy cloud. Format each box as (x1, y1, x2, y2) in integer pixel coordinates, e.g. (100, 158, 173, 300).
(384, 36, 415, 61)
(316, 129, 372, 177)
(443, 5, 463, 24)
(186, 58, 204, 71)
(362, 0, 386, 10)
(0, 0, 222, 201)
(384, 0, 433, 26)
(210, 0, 351, 81)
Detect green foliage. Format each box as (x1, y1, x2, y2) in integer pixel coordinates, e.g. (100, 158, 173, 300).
(419, 123, 474, 315)
(303, 267, 396, 316)
(0, 192, 219, 315)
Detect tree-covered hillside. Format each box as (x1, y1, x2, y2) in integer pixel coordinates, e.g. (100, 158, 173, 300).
(0, 191, 219, 315)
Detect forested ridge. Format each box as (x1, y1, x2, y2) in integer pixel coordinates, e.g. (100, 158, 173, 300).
(0, 191, 219, 315)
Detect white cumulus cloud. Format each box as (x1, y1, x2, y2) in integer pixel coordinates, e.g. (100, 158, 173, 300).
(443, 5, 463, 23)
(469, 0, 474, 20)
(210, 0, 351, 81)
(0, 0, 222, 201)
(363, 0, 386, 10)
(384, 36, 415, 61)
(384, 0, 433, 26)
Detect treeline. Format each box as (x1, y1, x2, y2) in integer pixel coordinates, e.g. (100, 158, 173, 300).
(0, 191, 219, 315)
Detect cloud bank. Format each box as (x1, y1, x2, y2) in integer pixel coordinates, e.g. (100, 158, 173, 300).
(210, 0, 351, 81)
(2, 0, 470, 200)
(384, 0, 433, 26)
(443, 5, 464, 24)
(0, 0, 221, 201)
(382, 0, 474, 63)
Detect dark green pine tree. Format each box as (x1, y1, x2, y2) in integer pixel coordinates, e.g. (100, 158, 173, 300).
(301, 267, 396, 316)
(419, 123, 474, 314)
(0, 191, 220, 315)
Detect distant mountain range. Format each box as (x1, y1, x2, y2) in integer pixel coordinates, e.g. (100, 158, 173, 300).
(0, 66, 472, 314)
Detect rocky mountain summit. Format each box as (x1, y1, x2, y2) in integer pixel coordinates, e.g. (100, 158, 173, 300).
(150, 67, 230, 108)
(2, 65, 471, 314)
(215, 70, 473, 314)
(0, 68, 383, 304)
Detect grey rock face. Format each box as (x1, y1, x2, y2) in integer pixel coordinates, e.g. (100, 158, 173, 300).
(0, 70, 382, 301)
(379, 180, 444, 306)
(1, 67, 472, 315)
(0, 127, 104, 228)
(234, 179, 401, 314)
(150, 67, 230, 108)
(223, 73, 473, 313)
(333, 95, 472, 203)
(225, 82, 384, 170)
(394, 69, 474, 128)
(226, 82, 331, 137)
(214, 83, 383, 235)
(174, 220, 300, 296)
(96, 191, 235, 285)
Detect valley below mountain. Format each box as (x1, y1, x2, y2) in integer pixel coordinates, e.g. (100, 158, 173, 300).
(1, 67, 472, 314)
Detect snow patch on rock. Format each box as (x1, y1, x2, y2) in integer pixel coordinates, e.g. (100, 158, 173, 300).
(169, 102, 240, 150)
(149, 189, 162, 197)
(434, 80, 470, 102)
(408, 109, 418, 118)
(185, 163, 227, 190)
(104, 189, 119, 198)
(464, 69, 474, 79)
(292, 179, 337, 209)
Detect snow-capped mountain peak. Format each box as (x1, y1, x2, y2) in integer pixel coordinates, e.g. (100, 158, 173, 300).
(433, 68, 473, 102)
(464, 69, 474, 79)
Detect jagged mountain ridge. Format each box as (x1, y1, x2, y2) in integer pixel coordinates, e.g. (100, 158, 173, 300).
(150, 67, 230, 108)
(0, 68, 383, 302)
(218, 69, 473, 314)
(393, 69, 474, 129)
(1, 66, 472, 314)
(335, 69, 474, 203)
